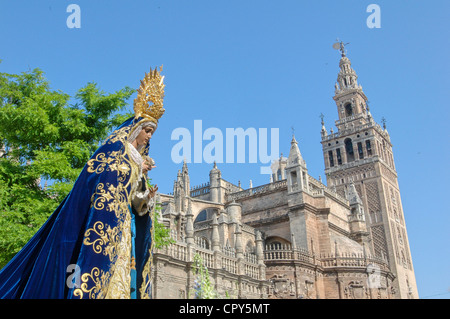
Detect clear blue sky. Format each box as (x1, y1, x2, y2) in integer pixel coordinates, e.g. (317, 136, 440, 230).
(0, 0, 448, 299)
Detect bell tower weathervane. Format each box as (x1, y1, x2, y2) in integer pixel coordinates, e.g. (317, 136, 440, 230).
(332, 39, 350, 57)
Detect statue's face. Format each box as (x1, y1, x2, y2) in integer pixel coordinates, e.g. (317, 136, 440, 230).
(135, 125, 154, 147)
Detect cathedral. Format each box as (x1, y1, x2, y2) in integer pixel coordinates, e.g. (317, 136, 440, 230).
(151, 47, 419, 299)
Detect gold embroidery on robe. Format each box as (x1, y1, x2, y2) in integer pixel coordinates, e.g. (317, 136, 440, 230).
(74, 142, 146, 299)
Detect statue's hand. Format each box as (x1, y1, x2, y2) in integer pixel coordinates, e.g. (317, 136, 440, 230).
(148, 184, 158, 199)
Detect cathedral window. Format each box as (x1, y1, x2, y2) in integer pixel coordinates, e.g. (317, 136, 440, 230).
(345, 138, 355, 162)
(345, 103, 353, 116)
(336, 148, 342, 165)
(366, 140, 372, 156)
(195, 210, 207, 222)
(357, 142, 364, 159)
(328, 150, 334, 167)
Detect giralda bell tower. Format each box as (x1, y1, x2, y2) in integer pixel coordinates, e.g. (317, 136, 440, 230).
(320, 42, 418, 298)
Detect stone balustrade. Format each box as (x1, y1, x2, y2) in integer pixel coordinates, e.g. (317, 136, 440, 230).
(155, 239, 263, 280)
(263, 244, 389, 271)
(226, 179, 287, 202)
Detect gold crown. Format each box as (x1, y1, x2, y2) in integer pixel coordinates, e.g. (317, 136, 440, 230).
(134, 66, 165, 123)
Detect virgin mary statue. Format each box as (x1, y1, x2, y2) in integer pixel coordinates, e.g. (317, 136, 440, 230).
(0, 67, 166, 299)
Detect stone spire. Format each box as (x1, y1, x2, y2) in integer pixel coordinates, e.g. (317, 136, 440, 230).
(181, 159, 190, 198)
(320, 113, 327, 138)
(381, 117, 390, 138)
(348, 181, 365, 220)
(347, 181, 368, 243)
(182, 158, 188, 174)
(173, 178, 182, 212)
(381, 117, 387, 130)
(286, 134, 309, 194)
(287, 134, 306, 168)
(348, 181, 363, 206)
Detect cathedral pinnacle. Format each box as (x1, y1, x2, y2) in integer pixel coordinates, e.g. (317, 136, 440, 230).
(381, 117, 387, 130)
(320, 113, 327, 137)
(211, 160, 219, 172)
(287, 134, 306, 168)
(348, 181, 362, 205)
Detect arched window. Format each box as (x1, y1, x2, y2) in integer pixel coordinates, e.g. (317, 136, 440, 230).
(345, 103, 353, 117)
(194, 210, 207, 223)
(328, 150, 334, 167)
(245, 241, 255, 254)
(357, 142, 364, 159)
(345, 138, 355, 162)
(366, 140, 372, 156)
(336, 148, 342, 165)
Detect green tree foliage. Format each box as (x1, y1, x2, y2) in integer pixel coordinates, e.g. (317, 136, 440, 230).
(153, 203, 175, 249)
(0, 67, 134, 267)
(191, 253, 220, 299)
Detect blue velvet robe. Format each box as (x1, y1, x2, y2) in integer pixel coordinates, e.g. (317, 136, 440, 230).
(0, 117, 154, 299)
